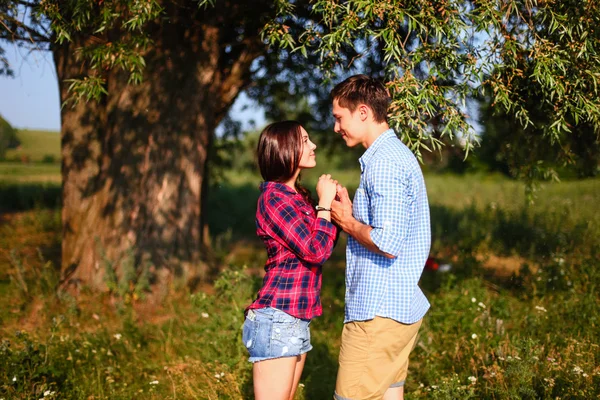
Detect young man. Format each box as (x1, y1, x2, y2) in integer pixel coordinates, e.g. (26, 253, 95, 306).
(330, 75, 431, 400)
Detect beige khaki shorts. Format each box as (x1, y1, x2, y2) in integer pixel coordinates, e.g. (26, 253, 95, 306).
(334, 317, 422, 400)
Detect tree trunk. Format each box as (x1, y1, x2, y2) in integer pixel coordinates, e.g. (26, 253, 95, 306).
(53, 9, 262, 291)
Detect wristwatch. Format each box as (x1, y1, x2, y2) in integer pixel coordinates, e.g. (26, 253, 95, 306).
(315, 205, 332, 212)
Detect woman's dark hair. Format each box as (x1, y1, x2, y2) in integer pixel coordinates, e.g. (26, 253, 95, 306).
(257, 120, 315, 206)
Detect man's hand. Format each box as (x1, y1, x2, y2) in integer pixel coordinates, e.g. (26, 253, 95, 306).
(331, 185, 353, 231)
(331, 185, 396, 259)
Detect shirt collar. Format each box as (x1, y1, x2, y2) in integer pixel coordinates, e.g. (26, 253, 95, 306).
(359, 129, 396, 172)
(259, 181, 297, 196)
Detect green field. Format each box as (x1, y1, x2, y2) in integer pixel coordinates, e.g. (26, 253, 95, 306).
(4, 129, 60, 163)
(1, 150, 599, 398)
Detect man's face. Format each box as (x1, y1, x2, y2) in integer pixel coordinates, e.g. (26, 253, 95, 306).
(332, 99, 366, 148)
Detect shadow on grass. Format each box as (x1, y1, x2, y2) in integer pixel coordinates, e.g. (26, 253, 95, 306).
(205, 181, 260, 239)
(303, 340, 338, 399)
(0, 183, 61, 212)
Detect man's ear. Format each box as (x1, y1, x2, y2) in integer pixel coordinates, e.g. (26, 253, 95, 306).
(358, 104, 370, 122)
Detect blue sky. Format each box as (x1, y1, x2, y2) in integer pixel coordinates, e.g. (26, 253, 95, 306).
(0, 48, 61, 131)
(0, 48, 265, 132)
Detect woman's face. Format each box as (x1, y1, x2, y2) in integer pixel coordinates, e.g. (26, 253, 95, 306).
(298, 127, 317, 170)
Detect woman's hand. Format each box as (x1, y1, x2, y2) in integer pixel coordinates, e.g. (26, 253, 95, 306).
(316, 174, 338, 208)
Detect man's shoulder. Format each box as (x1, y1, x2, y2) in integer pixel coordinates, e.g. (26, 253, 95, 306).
(371, 137, 419, 169)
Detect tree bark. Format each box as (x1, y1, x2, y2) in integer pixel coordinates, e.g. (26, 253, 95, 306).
(54, 3, 264, 291)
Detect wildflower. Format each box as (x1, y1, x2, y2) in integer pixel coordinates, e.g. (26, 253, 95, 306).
(12, 377, 16, 382)
(471, 333, 478, 339)
(583, 373, 589, 378)
(431, 385, 438, 389)
(299, 383, 305, 388)
(201, 312, 209, 318)
(149, 380, 159, 385)
(478, 302, 486, 309)
(419, 383, 424, 388)
(535, 306, 547, 313)
(44, 391, 51, 396)
(113, 333, 122, 340)
(514, 356, 521, 360)
(471, 297, 476, 303)
(468, 376, 477, 383)
(573, 366, 583, 374)
(547, 357, 555, 362)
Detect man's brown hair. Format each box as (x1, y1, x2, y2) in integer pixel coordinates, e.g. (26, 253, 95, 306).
(331, 74, 390, 123)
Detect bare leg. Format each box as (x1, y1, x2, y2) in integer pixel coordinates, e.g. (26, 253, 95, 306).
(383, 385, 403, 400)
(288, 353, 307, 400)
(253, 355, 305, 400)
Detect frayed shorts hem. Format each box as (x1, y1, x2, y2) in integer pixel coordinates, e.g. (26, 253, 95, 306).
(248, 345, 313, 363)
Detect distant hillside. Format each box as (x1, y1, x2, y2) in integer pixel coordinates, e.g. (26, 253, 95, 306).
(0, 115, 20, 159)
(4, 129, 60, 163)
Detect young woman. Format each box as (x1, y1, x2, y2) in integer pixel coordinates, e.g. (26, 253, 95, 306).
(243, 120, 338, 400)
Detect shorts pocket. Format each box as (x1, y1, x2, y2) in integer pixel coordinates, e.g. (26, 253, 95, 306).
(242, 316, 259, 351)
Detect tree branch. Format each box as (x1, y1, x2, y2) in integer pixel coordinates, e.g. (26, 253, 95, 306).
(0, 11, 51, 43)
(0, 32, 51, 43)
(217, 37, 263, 120)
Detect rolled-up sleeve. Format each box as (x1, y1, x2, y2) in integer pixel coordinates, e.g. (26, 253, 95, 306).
(259, 193, 337, 265)
(367, 158, 413, 257)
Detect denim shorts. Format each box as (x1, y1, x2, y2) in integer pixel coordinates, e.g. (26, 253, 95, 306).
(242, 307, 312, 363)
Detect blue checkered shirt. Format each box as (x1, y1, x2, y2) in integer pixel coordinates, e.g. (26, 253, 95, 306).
(344, 129, 431, 324)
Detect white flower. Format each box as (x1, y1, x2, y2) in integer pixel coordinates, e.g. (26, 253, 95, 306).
(535, 306, 547, 313)
(431, 385, 438, 389)
(44, 391, 51, 396)
(471, 297, 476, 303)
(583, 373, 589, 378)
(214, 373, 220, 379)
(149, 380, 159, 385)
(113, 333, 122, 340)
(573, 366, 583, 374)
(299, 383, 305, 388)
(201, 312, 209, 318)
(478, 302, 486, 309)
(468, 376, 477, 383)
(471, 333, 478, 339)
(12, 377, 16, 382)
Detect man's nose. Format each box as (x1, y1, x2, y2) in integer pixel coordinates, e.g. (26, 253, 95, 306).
(334, 122, 340, 133)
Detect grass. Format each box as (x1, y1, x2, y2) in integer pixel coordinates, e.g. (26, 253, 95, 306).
(4, 129, 60, 163)
(0, 163, 599, 398)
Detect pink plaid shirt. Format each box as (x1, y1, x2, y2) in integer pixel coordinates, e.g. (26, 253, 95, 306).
(247, 181, 337, 320)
